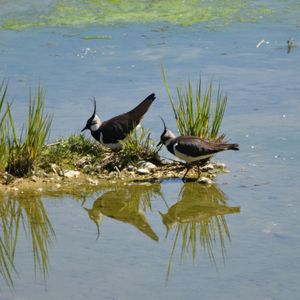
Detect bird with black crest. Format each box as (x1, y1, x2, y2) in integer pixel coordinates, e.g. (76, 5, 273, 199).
(82, 93, 155, 150)
(157, 118, 239, 181)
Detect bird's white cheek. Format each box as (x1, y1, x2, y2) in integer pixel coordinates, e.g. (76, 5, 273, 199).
(165, 139, 172, 147)
(91, 123, 100, 131)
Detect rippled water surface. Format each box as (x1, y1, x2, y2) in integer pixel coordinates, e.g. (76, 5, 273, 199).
(0, 1, 300, 299)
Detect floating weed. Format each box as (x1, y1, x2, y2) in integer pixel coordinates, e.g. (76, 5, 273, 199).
(80, 35, 112, 40)
(0, 1, 276, 30)
(162, 66, 227, 141)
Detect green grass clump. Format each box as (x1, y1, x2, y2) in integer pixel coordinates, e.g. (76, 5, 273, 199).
(38, 134, 104, 172)
(162, 67, 227, 141)
(116, 127, 161, 168)
(39, 129, 160, 174)
(6, 87, 52, 177)
(0, 82, 52, 177)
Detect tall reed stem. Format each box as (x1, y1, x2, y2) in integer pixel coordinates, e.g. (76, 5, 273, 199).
(162, 66, 227, 141)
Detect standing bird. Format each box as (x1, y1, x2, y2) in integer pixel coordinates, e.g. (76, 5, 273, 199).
(157, 118, 239, 181)
(82, 93, 155, 150)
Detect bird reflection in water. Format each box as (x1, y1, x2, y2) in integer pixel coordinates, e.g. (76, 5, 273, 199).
(84, 183, 160, 241)
(159, 182, 240, 278)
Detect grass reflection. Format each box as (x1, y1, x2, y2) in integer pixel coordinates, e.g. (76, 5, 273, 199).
(84, 183, 161, 241)
(0, 191, 55, 288)
(0, 194, 17, 289)
(159, 182, 240, 278)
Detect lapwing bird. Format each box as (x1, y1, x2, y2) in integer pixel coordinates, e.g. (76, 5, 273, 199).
(82, 93, 155, 150)
(157, 118, 239, 181)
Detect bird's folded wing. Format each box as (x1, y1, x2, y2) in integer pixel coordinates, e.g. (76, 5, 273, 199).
(175, 137, 218, 157)
(100, 117, 137, 143)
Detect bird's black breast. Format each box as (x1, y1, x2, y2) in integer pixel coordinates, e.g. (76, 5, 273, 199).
(91, 130, 101, 142)
(100, 117, 137, 144)
(166, 139, 177, 155)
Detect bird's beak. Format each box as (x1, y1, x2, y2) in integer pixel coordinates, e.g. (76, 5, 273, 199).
(156, 141, 162, 147)
(81, 126, 87, 132)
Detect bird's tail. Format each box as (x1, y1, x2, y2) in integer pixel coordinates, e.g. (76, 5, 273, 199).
(209, 142, 239, 152)
(223, 143, 239, 151)
(128, 93, 155, 118)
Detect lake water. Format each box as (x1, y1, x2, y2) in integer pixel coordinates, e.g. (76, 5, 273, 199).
(0, 1, 300, 299)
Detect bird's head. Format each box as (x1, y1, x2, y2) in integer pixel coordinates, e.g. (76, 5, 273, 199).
(157, 118, 176, 147)
(81, 98, 102, 132)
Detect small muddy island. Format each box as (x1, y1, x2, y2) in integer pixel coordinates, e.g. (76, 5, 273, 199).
(0, 133, 229, 194)
(0, 74, 236, 194)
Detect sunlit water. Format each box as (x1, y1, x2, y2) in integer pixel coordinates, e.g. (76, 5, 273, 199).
(1, 1, 300, 299)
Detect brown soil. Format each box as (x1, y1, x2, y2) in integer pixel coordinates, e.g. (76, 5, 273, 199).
(0, 161, 226, 194)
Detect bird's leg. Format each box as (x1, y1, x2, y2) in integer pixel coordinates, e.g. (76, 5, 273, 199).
(182, 164, 191, 182)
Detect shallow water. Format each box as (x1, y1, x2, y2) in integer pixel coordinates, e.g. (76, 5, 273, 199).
(1, 1, 300, 299)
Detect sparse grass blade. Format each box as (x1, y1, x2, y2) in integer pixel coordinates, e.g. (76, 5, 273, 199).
(162, 65, 227, 141)
(24, 86, 52, 171)
(0, 81, 9, 170)
(0, 81, 9, 128)
(211, 84, 227, 140)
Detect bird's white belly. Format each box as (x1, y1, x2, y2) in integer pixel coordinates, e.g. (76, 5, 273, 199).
(174, 147, 213, 163)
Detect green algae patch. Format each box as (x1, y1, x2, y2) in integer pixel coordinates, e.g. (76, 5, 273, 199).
(80, 35, 112, 40)
(0, 0, 277, 30)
